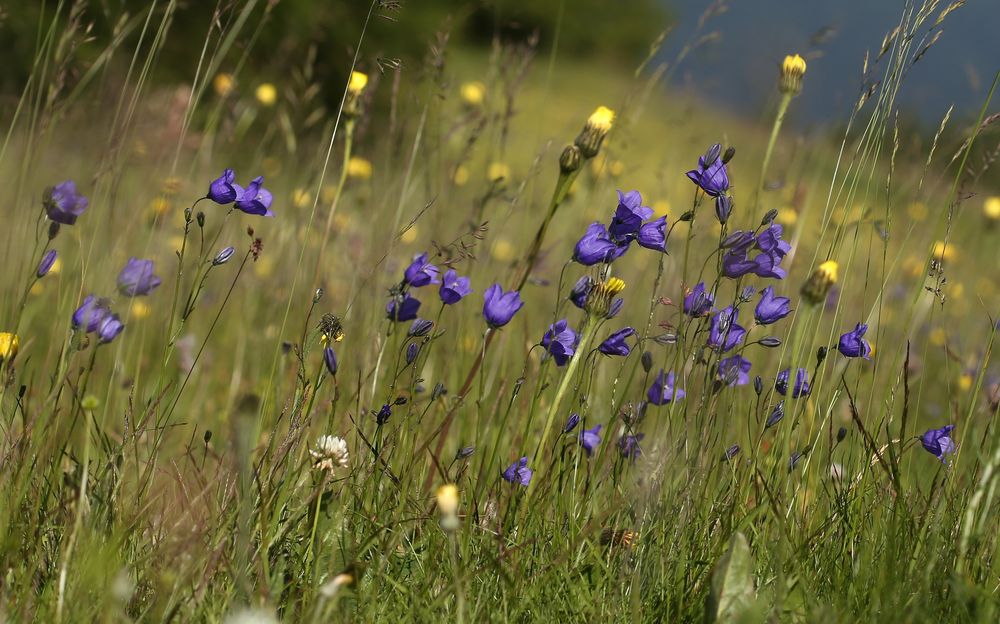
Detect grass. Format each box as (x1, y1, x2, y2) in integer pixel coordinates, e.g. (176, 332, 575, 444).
(1, 0, 999, 621)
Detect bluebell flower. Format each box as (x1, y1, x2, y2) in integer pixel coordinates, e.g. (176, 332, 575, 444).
(406, 342, 420, 364)
(541, 319, 578, 366)
(44, 180, 89, 225)
(207, 168, 240, 204)
(117, 258, 162, 297)
(755, 286, 792, 325)
(775, 368, 810, 398)
(403, 253, 440, 287)
(608, 190, 654, 240)
(683, 282, 714, 317)
(647, 369, 685, 405)
(408, 318, 434, 337)
(483, 283, 523, 328)
(837, 323, 873, 359)
(501, 456, 533, 486)
(213, 246, 236, 265)
(637, 216, 668, 252)
(376, 403, 392, 425)
(573, 222, 629, 266)
(569, 276, 592, 309)
(920, 424, 956, 463)
(439, 269, 472, 304)
(718, 354, 751, 386)
(234, 176, 274, 216)
(723, 444, 740, 461)
(578, 424, 602, 456)
(685, 145, 730, 197)
(618, 434, 644, 461)
(72, 295, 111, 333)
(721, 225, 791, 280)
(386, 294, 421, 322)
(598, 327, 636, 357)
(97, 314, 124, 344)
(708, 306, 746, 353)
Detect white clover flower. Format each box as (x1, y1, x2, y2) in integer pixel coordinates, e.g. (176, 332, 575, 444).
(311, 435, 349, 473)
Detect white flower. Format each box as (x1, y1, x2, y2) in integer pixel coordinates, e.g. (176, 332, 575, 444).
(311, 435, 349, 472)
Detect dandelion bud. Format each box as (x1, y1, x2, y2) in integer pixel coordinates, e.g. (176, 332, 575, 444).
(584, 277, 626, 318)
(722, 146, 737, 164)
(574, 106, 615, 159)
(347, 71, 368, 96)
(641, 351, 653, 373)
(779, 54, 807, 96)
(559, 144, 583, 174)
(212, 246, 236, 266)
(800, 260, 838, 306)
(48, 221, 61, 240)
(196, 211, 206, 228)
(761, 209, 778, 226)
(37, 249, 58, 278)
(0, 332, 20, 363)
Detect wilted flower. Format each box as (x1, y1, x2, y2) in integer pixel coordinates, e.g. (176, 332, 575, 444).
(779, 54, 807, 95)
(647, 369, 685, 405)
(684, 282, 714, 317)
(97, 314, 125, 344)
(386, 294, 421, 322)
(43, 180, 89, 225)
(618, 433, 644, 461)
(208, 169, 239, 204)
(578, 424, 602, 456)
(708, 306, 746, 353)
(37, 250, 58, 278)
(541, 319, 578, 366)
(310, 435, 349, 472)
(439, 269, 472, 304)
(0, 332, 19, 362)
(755, 286, 792, 325)
(920, 424, 956, 463)
(775, 368, 811, 398)
(403, 253, 440, 287)
(482, 283, 523, 329)
(501, 456, 533, 486)
(575, 106, 615, 158)
(117, 258, 162, 297)
(685, 145, 729, 197)
(801, 260, 838, 305)
(213, 246, 236, 265)
(72, 295, 112, 333)
(718, 354, 752, 387)
(837, 323, 873, 359)
(324, 347, 338, 376)
(234, 176, 274, 217)
(598, 327, 637, 357)
(563, 412, 581, 434)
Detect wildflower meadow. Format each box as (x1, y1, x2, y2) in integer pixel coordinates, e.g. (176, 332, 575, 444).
(1, 0, 998, 621)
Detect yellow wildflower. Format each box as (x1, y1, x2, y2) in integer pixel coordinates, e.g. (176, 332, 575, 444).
(213, 73, 235, 97)
(0, 332, 19, 362)
(255, 83, 277, 107)
(460, 81, 486, 106)
(347, 156, 373, 180)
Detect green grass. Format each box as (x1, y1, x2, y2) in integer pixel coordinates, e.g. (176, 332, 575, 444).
(1, 1, 999, 622)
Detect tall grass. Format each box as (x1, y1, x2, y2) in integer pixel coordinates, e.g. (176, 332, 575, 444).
(1, 0, 998, 621)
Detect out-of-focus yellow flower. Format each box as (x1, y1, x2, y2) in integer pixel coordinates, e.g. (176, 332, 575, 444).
(492, 238, 516, 263)
(930, 240, 955, 263)
(161, 177, 183, 197)
(460, 81, 486, 106)
(291, 188, 312, 208)
(777, 207, 798, 226)
(255, 83, 277, 107)
(254, 256, 275, 278)
(653, 200, 670, 217)
(321, 184, 338, 204)
(333, 212, 352, 231)
(975, 277, 994, 296)
(780, 54, 807, 95)
(130, 300, 151, 320)
(907, 201, 928, 222)
(168, 235, 185, 253)
(149, 197, 171, 218)
(348, 71, 368, 96)
(461, 335, 478, 352)
(487, 162, 510, 182)
(589, 157, 607, 178)
(958, 373, 974, 391)
(400, 225, 419, 244)
(213, 73, 235, 97)
(0, 332, 19, 362)
(903, 255, 923, 277)
(801, 260, 838, 305)
(30, 282, 44, 296)
(453, 165, 469, 186)
(575, 106, 615, 158)
(608, 160, 625, 177)
(983, 196, 1000, 220)
(929, 327, 947, 346)
(262, 156, 281, 177)
(49, 257, 63, 275)
(436, 484, 459, 516)
(347, 156, 373, 180)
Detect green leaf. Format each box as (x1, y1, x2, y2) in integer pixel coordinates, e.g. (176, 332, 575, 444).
(705, 532, 756, 624)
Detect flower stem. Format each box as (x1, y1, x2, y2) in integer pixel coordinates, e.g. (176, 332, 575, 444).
(534, 316, 595, 462)
(757, 92, 793, 206)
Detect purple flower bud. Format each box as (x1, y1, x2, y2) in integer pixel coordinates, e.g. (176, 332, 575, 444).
(563, 412, 581, 433)
(37, 250, 57, 278)
(715, 194, 733, 224)
(775, 368, 810, 398)
(765, 401, 785, 428)
(406, 342, 420, 364)
(376, 403, 392, 425)
(723, 444, 740, 461)
(569, 276, 593, 309)
(598, 327, 636, 357)
(323, 346, 338, 376)
(408, 319, 434, 337)
(455, 446, 475, 460)
(837, 322, 873, 359)
(686, 145, 730, 197)
(759, 337, 782, 347)
(606, 297, 625, 319)
(213, 246, 236, 265)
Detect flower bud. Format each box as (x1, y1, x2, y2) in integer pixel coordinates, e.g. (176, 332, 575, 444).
(759, 336, 782, 348)
(559, 144, 583, 174)
(196, 211, 205, 228)
(779, 54, 807, 96)
(37, 249, 58, 278)
(408, 319, 434, 338)
(455, 446, 475, 460)
(722, 146, 736, 164)
(800, 260, 838, 306)
(0, 332, 20, 363)
(432, 382, 447, 400)
(715, 195, 733, 225)
(405, 342, 419, 365)
(323, 346, 338, 376)
(816, 345, 828, 365)
(761, 209, 778, 226)
(48, 222, 61, 240)
(641, 351, 653, 373)
(212, 246, 236, 266)
(574, 106, 615, 159)
(754, 375, 763, 395)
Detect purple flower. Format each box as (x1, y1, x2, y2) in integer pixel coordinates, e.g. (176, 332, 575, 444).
(386, 294, 421, 322)
(715, 194, 733, 224)
(97, 314, 125, 344)
(598, 327, 636, 357)
(718, 354, 751, 386)
(765, 401, 785, 428)
(408, 318, 434, 337)
(403, 253, 440, 288)
(541, 319, 578, 366)
(708, 306, 746, 353)
(920, 424, 956, 463)
(608, 190, 653, 240)
(323, 346, 338, 375)
(775, 368, 811, 398)
(578, 424, 603, 456)
(755, 286, 792, 325)
(618, 434, 644, 461)
(837, 323, 873, 359)
(207, 168, 240, 204)
(637, 216, 668, 252)
(606, 297, 625, 319)
(376, 403, 392, 425)
(234, 176, 274, 216)
(37, 250, 58, 278)
(723, 444, 740, 461)
(72, 295, 111, 333)
(44, 181, 89, 225)
(573, 222, 628, 266)
(721, 226, 792, 280)
(569, 276, 592, 309)
(685, 146, 730, 197)
(439, 269, 471, 304)
(647, 369, 685, 405)
(117, 258, 162, 297)
(683, 282, 714, 317)
(501, 456, 533, 486)
(563, 413, 581, 433)
(483, 283, 523, 329)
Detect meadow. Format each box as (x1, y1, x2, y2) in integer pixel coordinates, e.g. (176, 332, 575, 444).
(1, 0, 999, 621)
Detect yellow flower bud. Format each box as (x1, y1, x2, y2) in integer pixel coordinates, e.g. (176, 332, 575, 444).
(0, 332, 20, 362)
(574, 106, 615, 158)
(130, 300, 151, 320)
(436, 484, 459, 516)
(348, 71, 368, 96)
(779, 54, 807, 95)
(800, 260, 838, 306)
(255, 83, 277, 107)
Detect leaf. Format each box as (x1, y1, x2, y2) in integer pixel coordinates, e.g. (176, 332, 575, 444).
(704, 532, 756, 623)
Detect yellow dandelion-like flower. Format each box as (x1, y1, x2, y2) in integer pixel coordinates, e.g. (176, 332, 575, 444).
(347, 156, 373, 180)
(255, 83, 277, 107)
(779, 54, 807, 95)
(400, 225, 419, 244)
(487, 162, 510, 182)
(213, 73, 235, 97)
(777, 207, 798, 226)
(907, 201, 928, 222)
(492, 238, 516, 263)
(149, 196, 171, 218)
(130, 300, 151, 320)
(984, 196, 1000, 220)
(801, 260, 838, 305)
(0, 332, 19, 362)
(453, 165, 470, 186)
(608, 160, 625, 177)
(348, 71, 368, 96)
(460, 81, 486, 106)
(653, 200, 670, 217)
(903, 255, 924, 278)
(575, 106, 615, 158)
(930, 240, 955, 263)
(929, 328, 947, 346)
(436, 484, 459, 516)
(291, 188, 312, 208)
(958, 373, 974, 392)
